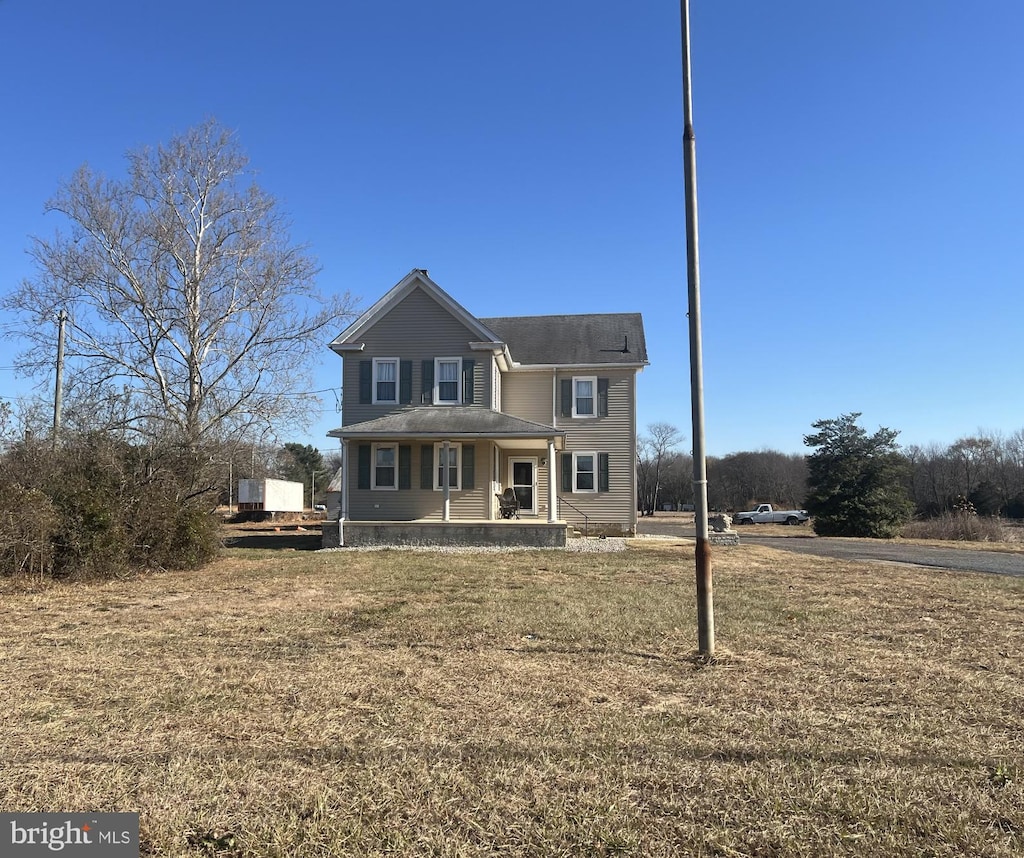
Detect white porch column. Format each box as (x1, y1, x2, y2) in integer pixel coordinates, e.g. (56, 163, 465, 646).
(488, 442, 497, 521)
(442, 439, 451, 522)
(341, 439, 350, 520)
(340, 439, 350, 547)
(547, 438, 558, 522)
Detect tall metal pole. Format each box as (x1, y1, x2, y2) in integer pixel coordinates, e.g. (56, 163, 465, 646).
(52, 309, 68, 447)
(681, 0, 715, 656)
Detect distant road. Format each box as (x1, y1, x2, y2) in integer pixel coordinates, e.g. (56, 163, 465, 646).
(637, 518, 1024, 579)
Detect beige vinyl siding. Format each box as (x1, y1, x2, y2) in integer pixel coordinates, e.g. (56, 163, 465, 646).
(347, 441, 489, 521)
(348, 484, 427, 521)
(499, 371, 554, 424)
(342, 285, 491, 426)
(554, 368, 638, 534)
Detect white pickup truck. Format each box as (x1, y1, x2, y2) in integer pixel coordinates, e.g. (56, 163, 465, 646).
(734, 504, 810, 526)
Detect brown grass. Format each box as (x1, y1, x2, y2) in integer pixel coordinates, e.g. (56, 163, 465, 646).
(1, 542, 1022, 857)
(901, 514, 1019, 544)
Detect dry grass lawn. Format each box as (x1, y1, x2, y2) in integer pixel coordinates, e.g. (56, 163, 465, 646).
(1, 540, 1021, 857)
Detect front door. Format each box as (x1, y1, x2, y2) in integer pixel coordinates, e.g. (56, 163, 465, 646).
(509, 458, 537, 516)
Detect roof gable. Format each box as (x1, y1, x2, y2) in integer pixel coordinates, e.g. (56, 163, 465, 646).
(330, 269, 502, 352)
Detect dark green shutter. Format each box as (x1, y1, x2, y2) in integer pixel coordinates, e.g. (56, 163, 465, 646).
(420, 444, 434, 489)
(400, 361, 413, 404)
(359, 361, 372, 404)
(357, 444, 371, 489)
(398, 445, 411, 490)
(598, 378, 609, 417)
(462, 444, 474, 489)
(421, 360, 434, 404)
(561, 453, 573, 492)
(598, 453, 610, 492)
(560, 379, 572, 417)
(463, 359, 475, 404)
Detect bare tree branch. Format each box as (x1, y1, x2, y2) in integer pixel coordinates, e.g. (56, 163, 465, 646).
(3, 119, 359, 448)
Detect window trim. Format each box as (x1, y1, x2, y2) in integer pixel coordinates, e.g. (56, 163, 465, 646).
(433, 357, 463, 406)
(573, 451, 597, 493)
(372, 357, 399, 404)
(572, 375, 598, 418)
(371, 442, 398, 490)
(433, 442, 462, 491)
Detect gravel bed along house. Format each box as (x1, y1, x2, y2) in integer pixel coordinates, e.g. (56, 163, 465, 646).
(318, 537, 629, 554)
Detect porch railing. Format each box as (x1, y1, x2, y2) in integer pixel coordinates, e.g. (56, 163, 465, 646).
(557, 496, 590, 538)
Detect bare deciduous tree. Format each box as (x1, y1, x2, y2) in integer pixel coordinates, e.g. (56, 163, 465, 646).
(4, 119, 358, 448)
(637, 422, 683, 515)
(904, 430, 1024, 517)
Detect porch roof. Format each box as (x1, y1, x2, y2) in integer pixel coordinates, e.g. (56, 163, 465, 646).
(329, 407, 566, 447)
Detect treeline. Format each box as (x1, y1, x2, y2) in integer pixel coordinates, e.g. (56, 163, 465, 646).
(639, 426, 1024, 519)
(639, 448, 807, 514)
(905, 432, 1024, 518)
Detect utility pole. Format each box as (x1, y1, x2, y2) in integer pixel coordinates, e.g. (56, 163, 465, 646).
(681, 0, 715, 656)
(52, 309, 68, 447)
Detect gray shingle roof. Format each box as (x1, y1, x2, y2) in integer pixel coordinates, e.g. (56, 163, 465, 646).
(330, 407, 564, 439)
(479, 313, 648, 366)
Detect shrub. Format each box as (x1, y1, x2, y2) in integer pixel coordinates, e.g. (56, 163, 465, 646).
(901, 512, 1011, 542)
(0, 485, 58, 577)
(0, 433, 221, 580)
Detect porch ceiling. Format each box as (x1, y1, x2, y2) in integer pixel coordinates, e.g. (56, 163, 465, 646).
(493, 437, 550, 451)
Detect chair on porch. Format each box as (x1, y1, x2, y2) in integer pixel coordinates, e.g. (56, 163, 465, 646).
(496, 487, 520, 519)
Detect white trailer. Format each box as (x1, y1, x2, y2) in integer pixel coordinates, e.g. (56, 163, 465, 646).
(237, 478, 304, 514)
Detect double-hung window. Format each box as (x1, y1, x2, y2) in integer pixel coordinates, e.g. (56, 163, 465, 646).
(373, 358, 398, 404)
(573, 376, 597, 418)
(574, 452, 596, 492)
(434, 442, 461, 491)
(434, 357, 462, 405)
(372, 444, 398, 490)
(562, 451, 609, 493)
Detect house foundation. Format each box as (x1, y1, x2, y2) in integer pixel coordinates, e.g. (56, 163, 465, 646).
(323, 519, 570, 549)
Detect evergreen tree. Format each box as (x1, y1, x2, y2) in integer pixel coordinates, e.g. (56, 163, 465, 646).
(804, 413, 914, 537)
(280, 443, 327, 502)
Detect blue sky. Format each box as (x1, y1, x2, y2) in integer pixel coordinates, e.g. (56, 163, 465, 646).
(1, 1, 1021, 456)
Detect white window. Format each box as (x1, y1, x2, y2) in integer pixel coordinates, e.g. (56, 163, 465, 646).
(372, 443, 397, 490)
(574, 452, 597, 492)
(434, 442, 461, 491)
(434, 357, 462, 405)
(573, 376, 597, 418)
(373, 358, 399, 404)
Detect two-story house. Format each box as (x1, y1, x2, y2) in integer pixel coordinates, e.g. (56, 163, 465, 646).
(324, 269, 648, 547)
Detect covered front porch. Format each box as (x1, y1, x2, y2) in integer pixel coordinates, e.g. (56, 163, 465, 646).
(326, 407, 567, 547)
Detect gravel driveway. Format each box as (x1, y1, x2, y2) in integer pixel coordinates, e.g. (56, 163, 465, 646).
(739, 535, 1024, 578)
(637, 518, 1024, 578)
